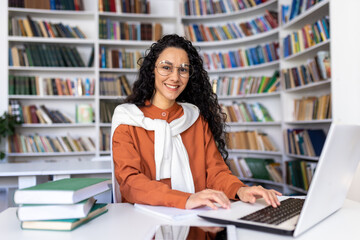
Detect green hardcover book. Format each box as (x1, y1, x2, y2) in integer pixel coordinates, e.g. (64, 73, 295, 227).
(21, 203, 108, 231)
(24, 47, 34, 67)
(244, 158, 274, 180)
(70, 47, 85, 67)
(8, 75, 15, 95)
(59, 46, 73, 67)
(263, 70, 280, 92)
(64, 46, 78, 67)
(53, 45, 65, 67)
(14, 178, 111, 204)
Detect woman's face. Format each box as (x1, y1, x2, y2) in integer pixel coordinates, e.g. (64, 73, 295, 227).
(152, 47, 190, 109)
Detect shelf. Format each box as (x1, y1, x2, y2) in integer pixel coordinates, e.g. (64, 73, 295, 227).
(193, 28, 279, 48)
(281, 0, 329, 30)
(207, 60, 279, 74)
(240, 177, 283, 187)
(226, 121, 281, 127)
(99, 96, 127, 100)
(99, 123, 111, 127)
(287, 185, 307, 194)
(8, 95, 95, 100)
(99, 150, 111, 155)
(285, 154, 319, 161)
(8, 7, 95, 17)
(8, 67, 95, 72)
(284, 79, 331, 93)
(218, 92, 280, 100)
(228, 149, 282, 156)
(7, 151, 96, 157)
(8, 36, 94, 45)
(20, 123, 95, 128)
(284, 119, 332, 125)
(99, 39, 153, 47)
(283, 39, 330, 61)
(181, 0, 277, 21)
(98, 12, 177, 21)
(99, 68, 138, 73)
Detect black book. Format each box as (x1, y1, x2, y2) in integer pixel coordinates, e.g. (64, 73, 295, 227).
(59, 46, 74, 67)
(70, 47, 85, 67)
(52, 45, 65, 67)
(54, 24, 67, 38)
(87, 47, 94, 67)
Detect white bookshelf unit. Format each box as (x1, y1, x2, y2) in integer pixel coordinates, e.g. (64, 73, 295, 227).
(3, 0, 360, 207)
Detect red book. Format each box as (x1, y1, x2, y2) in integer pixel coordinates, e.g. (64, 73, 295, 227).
(29, 105, 39, 124)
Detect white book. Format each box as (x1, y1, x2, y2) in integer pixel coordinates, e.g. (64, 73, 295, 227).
(134, 204, 211, 221)
(17, 197, 96, 221)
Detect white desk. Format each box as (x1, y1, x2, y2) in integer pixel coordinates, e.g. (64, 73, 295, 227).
(0, 161, 111, 189)
(0, 161, 112, 208)
(0, 199, 359, 240)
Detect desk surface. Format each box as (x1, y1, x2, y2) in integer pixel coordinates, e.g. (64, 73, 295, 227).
(1, 199, 359, 240)
(0, 161, 111, 176)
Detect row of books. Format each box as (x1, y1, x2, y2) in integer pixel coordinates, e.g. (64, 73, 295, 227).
(282, 51, 331, 89)
(9, 0, 85, 11)
(11, 103, 73, 124)
(202, 42, 279, 70)
(100, 129, 110, 151)
(226, 130, 277, 151)
(8, 133, 96, 153)
(182, 0, 268, 16)
(99, 0, 150, 14)
(293, 94, 331, 121)
(227, 158, 283, 182)
(100, 100, 121, 123)
(222, 102, 274, 123)
(9, 75, 95, 96)
(281, 0, 324, 24)
(9, 16, 87, 39)
(212, 70, 280, 96)
(14, 178, 110, 231)
(99, 19, 162, 41)
(286, 160, 317, 191)
(183, 10, 278, 42)
(100, 74, 132, 96)
(8, 100, 93, 124)
(284, 128, 326, 157)
(283, 16, 330, 58)
(99, 47, 143, 69)
(9, 44, 89, 67)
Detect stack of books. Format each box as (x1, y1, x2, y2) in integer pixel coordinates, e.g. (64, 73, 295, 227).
(14, 178, 111, 231)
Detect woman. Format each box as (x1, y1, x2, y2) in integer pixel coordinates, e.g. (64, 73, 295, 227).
(111, 34, 281, 209)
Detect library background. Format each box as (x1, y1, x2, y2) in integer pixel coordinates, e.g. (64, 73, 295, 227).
(0, 0, 360, 212)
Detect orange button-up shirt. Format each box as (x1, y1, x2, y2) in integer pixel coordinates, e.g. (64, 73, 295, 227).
(112, 102, 245, 209)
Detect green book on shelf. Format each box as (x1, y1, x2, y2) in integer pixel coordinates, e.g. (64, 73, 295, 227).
(14, 178, 111, 204)
(21, 203, 108, 231)
(244, 158, 275, 180)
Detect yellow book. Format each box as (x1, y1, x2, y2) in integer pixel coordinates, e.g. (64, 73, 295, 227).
(22, 19, 34, 37)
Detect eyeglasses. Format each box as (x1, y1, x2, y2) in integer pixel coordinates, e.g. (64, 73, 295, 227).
(155, 60, 193, 78)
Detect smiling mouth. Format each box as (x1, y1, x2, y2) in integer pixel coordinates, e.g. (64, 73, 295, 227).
(164, 83, 179, 89)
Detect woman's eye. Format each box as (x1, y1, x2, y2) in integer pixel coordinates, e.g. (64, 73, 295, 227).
(162, 66, 171, 70)
(179, 67, 189, 73)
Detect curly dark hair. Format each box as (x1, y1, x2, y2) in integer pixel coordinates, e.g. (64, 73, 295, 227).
(126, 34, 228, 160)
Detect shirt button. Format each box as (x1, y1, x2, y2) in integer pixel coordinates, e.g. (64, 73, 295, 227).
(161, 112, 167, 117)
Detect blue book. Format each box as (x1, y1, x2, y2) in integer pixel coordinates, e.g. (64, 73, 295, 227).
(256, 46, 265, 64)
(192, 24, 203, 41)
(265, 44, 273, 61)
(245, 49, 254, 66)
(228, 51, 237, 68)
(307, 129, 326, 156)
(218, 52, 225, 69)
(249, 47, 259, 65)
(321, 17, 330, 39)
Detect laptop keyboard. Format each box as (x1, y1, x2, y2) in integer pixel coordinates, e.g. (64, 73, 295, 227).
(239, 198, 305, 225)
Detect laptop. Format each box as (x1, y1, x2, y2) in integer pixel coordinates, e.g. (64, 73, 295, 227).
(198, 123, 360, 237)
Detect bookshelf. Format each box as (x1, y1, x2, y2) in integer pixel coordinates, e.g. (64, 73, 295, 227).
(3, 0, 360, 202)
(180, 0, 284, 191)
(279, 0, 331, 193)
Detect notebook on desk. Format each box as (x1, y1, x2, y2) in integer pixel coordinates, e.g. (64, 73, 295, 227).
(198, 123, 360, 237)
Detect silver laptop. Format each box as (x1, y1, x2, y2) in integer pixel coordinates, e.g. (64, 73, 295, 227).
(198, 123, 360, 237)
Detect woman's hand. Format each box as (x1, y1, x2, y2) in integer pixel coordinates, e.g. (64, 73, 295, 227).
(185, 189, 231, 210)
(237, 186, 282, 208)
